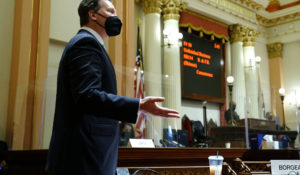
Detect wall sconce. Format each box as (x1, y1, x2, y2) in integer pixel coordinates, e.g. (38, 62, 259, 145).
(255, 56, 261, 66)
(245, 56, 261, 71)
(279, 88, 290, 131)
(255, 56, 261, 64)
(226, 76, 237, 126)
(163, 29, 183, 48)
(244, 57, 255, 70)
(255, 56, 262, 75)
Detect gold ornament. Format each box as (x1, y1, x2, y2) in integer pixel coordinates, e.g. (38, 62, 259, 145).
(256, 12, 300, 27)
(143, 0, 163, 14)
(267, 42, 283, 59)
(162, 0, 187, 21)
(243, 27, 259, 47)
(229, 24, 245, 43)
(239, 0, 264, 10)
(199, 31, 203, 38)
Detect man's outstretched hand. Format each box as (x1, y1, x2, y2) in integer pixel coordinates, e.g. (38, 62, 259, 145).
(139, 97, 180, 118)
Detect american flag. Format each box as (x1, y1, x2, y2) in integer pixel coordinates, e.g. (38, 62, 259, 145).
(134, 24, 147, 139)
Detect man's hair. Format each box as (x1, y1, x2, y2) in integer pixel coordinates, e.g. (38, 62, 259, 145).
(78, 0, 101, 27)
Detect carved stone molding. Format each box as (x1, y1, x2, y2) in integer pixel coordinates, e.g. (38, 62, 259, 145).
(243, 27, 260, 47)
(267, 42, 283, 59)
(229, 24, 245, 43)
(229, 24, 259, 46)
(256, 12, 300, 27)
(142, 0, 163, 14)
(162, 0, 187, 21)
(238, 0, 264, 11)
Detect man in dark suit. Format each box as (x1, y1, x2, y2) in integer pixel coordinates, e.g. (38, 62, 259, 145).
(46, 0, 180, 175)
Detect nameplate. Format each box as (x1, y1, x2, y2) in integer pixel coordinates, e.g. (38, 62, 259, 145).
(129, 139, 155, 148)
(271, 160, 300, 174)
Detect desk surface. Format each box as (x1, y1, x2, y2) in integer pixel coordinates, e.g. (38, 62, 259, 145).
(212, 126, 298, 138)
(211, 126, 298, 148)
(5, 149, 300, 175)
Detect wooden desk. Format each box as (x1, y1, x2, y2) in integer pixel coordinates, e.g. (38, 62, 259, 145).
(211, 126, 298, 148)
(5, 149, 299, 175)
(118, 148, 246, 167)
(121, 166, 210, 175)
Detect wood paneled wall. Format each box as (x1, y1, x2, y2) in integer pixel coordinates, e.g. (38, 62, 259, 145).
(109, 0, 136, 97)
(6, 0, 50, 150)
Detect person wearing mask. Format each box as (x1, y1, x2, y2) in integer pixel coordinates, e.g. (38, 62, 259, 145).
(225, 101, 240, 124)
(45, 0, 180, 175)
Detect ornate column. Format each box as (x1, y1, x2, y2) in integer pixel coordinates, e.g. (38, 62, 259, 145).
(229, 24, 246, 119)
(243, 28, 260, 119)
(142, 0, 163, 144)
(267, 42, 284, 124)
(161, 0, 185, 131)
(225, 42, 231, 109)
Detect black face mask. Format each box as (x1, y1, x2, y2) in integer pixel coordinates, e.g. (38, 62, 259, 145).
(94, 12, 122, 36)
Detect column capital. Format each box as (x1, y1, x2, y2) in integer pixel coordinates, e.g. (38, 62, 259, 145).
(162, 0, 187, 21)
(243, 27, 260, 47)
(267, 42, 283, 59)
(142, 0, 163, 15)
(229, 24, 245, 43)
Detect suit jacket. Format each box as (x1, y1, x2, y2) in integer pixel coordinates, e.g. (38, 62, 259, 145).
(225, 109, 240, 123)
(46, 30, 140, 175)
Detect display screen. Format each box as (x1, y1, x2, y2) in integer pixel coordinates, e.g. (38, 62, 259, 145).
(180, 30, 225, 103)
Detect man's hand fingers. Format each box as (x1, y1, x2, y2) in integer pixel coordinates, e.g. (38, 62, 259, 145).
(140, 96, 180, 118)
(159, 113, 180, 118)
(153, 106, 180, 118)
(148, 97, 165, 103)
(157, 106, 179, 114)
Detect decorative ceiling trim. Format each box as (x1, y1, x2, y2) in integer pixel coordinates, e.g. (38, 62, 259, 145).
(188, 0, 300, 31)
(280, 1, 300, 11)
(266, 0, 300, 12)
(256, 12, 300, 27)
(232, 0, 265, 11)
(198, 0, 258, 25)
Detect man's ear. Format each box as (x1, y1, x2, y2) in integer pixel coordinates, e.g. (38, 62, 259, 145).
(88, 10, 97, 21)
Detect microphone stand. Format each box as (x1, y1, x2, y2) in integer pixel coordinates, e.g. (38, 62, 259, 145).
(203, 101, 208, 138)
(194, 101, 209, 148)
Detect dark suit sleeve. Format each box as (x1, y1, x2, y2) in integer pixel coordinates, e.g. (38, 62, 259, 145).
(67, 37, 139, 123)
(224, 110, 230, 122)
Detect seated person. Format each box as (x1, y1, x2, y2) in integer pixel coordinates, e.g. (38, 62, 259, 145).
(225, 101, 240, 123)
(119, 122, 135, 146)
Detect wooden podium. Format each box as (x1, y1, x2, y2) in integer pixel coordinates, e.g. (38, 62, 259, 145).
(237, 119, 276, 130)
